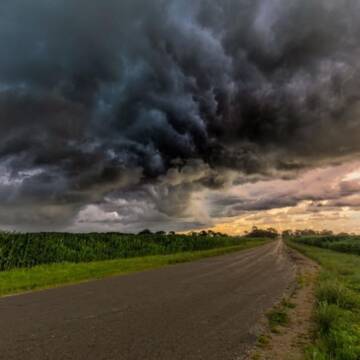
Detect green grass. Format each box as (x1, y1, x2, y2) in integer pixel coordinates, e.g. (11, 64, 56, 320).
(264, 296, 295, 334)
(257, 334, 271, 348)
(0, 239, 268, 298)
(267, 307, 290, 333)
(281, 297, 296, 309)
(287, 241, 360, 360)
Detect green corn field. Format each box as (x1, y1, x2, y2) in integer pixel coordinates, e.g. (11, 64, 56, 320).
(0, 232, 254, 271)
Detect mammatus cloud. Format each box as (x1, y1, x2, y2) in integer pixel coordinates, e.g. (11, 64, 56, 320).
(0, 0, 360, 231)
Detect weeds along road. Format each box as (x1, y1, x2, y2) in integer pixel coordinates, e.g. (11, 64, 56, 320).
(0, 239, 295, 360)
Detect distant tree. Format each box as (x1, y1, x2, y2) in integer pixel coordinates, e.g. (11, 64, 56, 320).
(138, 229, 153, 235)
(216, 232, 227, 237)
(246, 227, 278, 239)
(168, 231, 176, 236)
(320, 230, 334, 236)
(282, 230, 293, 238)
(155, 231, 166, 236)
(293, 229, 317, 237)
(267, 227, 278, 235)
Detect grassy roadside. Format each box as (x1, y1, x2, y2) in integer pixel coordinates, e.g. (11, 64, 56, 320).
(287, 241, 360, 360)
(0, 238, 269, 298)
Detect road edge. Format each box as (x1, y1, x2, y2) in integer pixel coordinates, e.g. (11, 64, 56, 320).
(245, 242, 319, 360)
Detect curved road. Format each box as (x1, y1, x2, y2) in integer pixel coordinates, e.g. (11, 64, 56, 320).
(0, 240, 295, 360)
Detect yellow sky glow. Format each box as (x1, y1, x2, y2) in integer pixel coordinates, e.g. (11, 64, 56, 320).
(203, 162, 360, 235)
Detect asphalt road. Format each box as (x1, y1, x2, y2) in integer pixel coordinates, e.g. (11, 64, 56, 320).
(0, 240, 295, 360)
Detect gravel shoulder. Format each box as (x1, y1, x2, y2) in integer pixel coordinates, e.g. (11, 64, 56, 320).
(247, 246, 319, 360)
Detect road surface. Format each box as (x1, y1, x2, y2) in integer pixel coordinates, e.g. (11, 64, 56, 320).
(0, 240, 295, 360)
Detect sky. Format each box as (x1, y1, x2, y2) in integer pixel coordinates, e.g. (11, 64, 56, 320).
(0, 0, 360, 234)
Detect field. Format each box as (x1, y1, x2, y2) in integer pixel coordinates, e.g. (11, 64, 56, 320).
(0, 232, 269, 297)
(288, 236, 360, 360)
(0, 232, 260, 271)
(293, 235, 360, 256)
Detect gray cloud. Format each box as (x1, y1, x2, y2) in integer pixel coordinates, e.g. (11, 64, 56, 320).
(1, 0, 360, 230)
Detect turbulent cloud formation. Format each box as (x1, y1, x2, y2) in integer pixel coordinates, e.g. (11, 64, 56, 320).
(1, 0, 360, 230)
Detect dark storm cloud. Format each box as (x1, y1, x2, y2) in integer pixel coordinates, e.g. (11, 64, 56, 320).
(1, 0, 360, 229)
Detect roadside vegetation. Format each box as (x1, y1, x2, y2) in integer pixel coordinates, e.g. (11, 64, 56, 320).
(266, 302, 291, 333)
(292, 235, 360, 256)
(287, 235, 360, 360)
(0, 230, 262, 271)
(0, 231, 271, 297)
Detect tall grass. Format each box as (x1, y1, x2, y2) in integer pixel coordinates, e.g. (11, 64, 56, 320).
(293, 235, 360, 256)
(0, 232, 258, 271)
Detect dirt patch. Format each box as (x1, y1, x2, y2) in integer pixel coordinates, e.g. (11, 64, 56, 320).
(246, 246, 319, 360)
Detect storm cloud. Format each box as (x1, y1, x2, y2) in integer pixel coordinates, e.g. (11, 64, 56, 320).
(1, 0, 360, 230)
